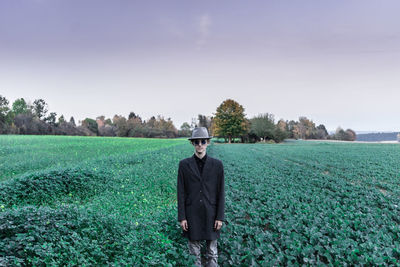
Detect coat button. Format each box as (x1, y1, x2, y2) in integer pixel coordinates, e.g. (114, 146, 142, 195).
(200, 199, 202, 202)
(200, 190, 202, 193)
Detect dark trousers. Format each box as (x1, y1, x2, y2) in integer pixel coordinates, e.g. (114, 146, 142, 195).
(187, 239, 218, 267)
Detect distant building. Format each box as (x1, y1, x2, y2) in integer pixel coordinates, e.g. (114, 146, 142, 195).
(397, 133, 400, 142)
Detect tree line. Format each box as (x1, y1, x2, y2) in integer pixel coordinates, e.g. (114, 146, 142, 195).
(196, 99, 356, 143)
(0, 95, 356, 142)
(0, 95, 182, 138)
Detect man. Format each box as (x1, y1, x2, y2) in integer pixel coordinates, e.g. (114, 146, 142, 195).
(177, 127, 225, 267)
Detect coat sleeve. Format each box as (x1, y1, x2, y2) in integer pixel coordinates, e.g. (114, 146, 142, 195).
(177, 161, 186, 222)
(216, 161, 225, 222)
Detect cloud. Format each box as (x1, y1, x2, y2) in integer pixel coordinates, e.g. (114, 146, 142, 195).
(196, 14, 212, 49)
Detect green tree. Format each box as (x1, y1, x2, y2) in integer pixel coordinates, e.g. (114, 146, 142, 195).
(0, 95, 10, 124)
(12, 98, 29, 115)
(45, 112, 57, 126)
(105, 118, 112, 125)
(249, 113, 276, 141)
(273, 127, 288, 142)
(213, 99, 248, 143)
(33, 99, 48, 120)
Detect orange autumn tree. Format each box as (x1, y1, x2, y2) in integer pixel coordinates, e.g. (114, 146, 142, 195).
(213, 99, 248, 143)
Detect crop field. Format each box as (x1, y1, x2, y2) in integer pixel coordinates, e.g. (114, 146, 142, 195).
(1, 136, 400, 266)
(212, 141, 400, 265)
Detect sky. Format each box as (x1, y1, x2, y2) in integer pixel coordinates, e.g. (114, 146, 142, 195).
(1, 0, 399, 132)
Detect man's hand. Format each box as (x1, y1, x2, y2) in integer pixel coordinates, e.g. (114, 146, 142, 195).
(180, 220, 188, 231)
(214, 220, 223, 231)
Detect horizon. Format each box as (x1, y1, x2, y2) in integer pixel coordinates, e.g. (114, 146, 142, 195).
(1, 0, 399, 132)
(2, 94, 398, 134)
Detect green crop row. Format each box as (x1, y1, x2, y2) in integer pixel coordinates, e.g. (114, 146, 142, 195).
(0, 135, 185, 182)
(210, 142, 400, 266)
(0, 167, 110, 208)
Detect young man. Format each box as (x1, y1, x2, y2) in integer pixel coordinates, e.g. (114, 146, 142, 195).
(177, 127, 225, 267)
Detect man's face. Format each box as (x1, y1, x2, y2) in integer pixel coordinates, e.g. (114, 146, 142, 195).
(192, 139, 208, 154)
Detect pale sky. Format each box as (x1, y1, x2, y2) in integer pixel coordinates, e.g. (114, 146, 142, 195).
(1, 0, 399, 132)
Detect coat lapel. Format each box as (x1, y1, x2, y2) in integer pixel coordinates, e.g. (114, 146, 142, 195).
(189, 155, 201, 180)
(189, 154, 213, 181)
(202, 155, 212, 178)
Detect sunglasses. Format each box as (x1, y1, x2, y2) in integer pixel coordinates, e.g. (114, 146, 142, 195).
(193, 139, 207, 146)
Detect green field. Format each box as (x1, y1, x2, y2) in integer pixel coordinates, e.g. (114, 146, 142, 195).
(1, 136, 400, 265)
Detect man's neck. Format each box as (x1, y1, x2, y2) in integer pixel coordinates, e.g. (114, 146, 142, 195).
(195, 151, 206, 159)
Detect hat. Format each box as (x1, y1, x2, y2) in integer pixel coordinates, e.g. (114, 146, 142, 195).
(188, 127, 212, 140)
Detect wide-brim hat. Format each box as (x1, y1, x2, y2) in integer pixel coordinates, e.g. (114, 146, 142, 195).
(188, 127, 213, 140)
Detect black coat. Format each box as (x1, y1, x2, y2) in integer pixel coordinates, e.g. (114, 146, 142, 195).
(177, 154, 225, 241)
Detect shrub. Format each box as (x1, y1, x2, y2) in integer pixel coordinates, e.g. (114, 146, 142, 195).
(0, 205, 136, 266)
(0, 167, 109, 208)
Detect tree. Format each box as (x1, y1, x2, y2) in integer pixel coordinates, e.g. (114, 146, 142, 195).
(58, 115, 66, 124)
(33, 99, 48, 120)
(275, 119, 289, 142)
(126, 114, 144, 137)
(159, 116, 178, 138)
(128, 112, 141, 122)
(316, 124, 329, 139)
(0, 95, 10, 123)
(82, 118, 98, 135)
(179, 122, 191, 137)
(113, 115, 128, 137)
(333, 127, 346, 140)
(55, 121, 86, 136)
(12, 98, 29, 115)
(277, 119, 287, 132)
(70, 116, 76, 126)
(213, 99, 248, 143)
(97, 115, 117, 136)
(330, 127, 356, 141)
(45, 112, 57, 126)
(143, 115, 177, 138)
(287, 120, 297, 138)
(298, 117, 316, 139)
(0, 95, 12, 133)
(274, 126, 288, 142)
(249, 113, 276, 141)
(105, 118, 112, 125)
(344, 129, 356, 141)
